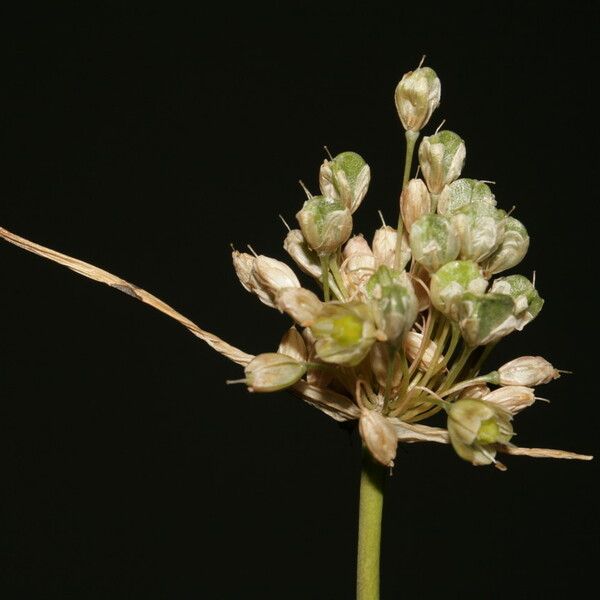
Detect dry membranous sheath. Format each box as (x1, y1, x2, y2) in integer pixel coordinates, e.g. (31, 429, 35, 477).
(0, 60, 592, 600)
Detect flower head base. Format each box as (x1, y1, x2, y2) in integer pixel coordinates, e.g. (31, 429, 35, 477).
(447, 399, 514, 466)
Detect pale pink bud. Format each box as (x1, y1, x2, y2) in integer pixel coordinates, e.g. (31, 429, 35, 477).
(400, 179, 431, 233)
(250, 256, 301, 308)
(483, 386, 536, 415)
(496, 356, 560, 386)
(243, 353, 307, 392)
(372, 226, 411, 270)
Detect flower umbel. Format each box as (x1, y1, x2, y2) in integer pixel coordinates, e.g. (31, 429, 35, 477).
(0, 62, 589, 472)
(0, 59, 592, 600)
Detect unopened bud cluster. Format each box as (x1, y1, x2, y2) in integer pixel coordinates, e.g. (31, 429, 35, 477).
(225, 62, 587, 471)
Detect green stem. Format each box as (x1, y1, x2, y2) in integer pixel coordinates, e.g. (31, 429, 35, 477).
(320, 254, 331, 301)
(394, 130, 420, 270)
(329, 254, 349, 299)
(402, 130, 420, 188)
(357, 448, 385, 600)
(439, 345, 474, 393)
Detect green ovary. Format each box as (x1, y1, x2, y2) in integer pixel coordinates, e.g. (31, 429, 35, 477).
(476, 418, 500, 445)
(331, 315, 363, 346)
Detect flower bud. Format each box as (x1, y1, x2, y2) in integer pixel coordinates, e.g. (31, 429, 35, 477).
(394, 67, 441, 132)
(341, 254, 377, 299)
(278, 326, 308, 363)
(370, 342, 402, 390)
(319, 151, 371, 214)
(244, 353, 307, 392)
(409, 213, 460, 272)
(489, 274, 544, 328)
(296, 195, 352, 256)
(481, 217, 529, 276)
(451, 203, 506, 263)
(482, 386, 535, 415)
(249, 256, 301, 308)
(310, 302, 379, 366)
(400, 178, 431, 232)
(343, 234, 373, 260)
(372, 226, 411, 270)
(458, 383, 491, 400)
(437, 178, 496, 215)
(447, 398, 514, 466)
(430, 260, 488, 319)
(404, 331, 443, 371)
(367, 266, 418, 347)
(232, 250, 255, 292)
(418, 130, 466, 194)
(456, 292, 518, 347)
(496, 356, 559, 386)
(276, 287, 323, 326)
(359, 408, 398, 467)
(283, 229, 322, 279)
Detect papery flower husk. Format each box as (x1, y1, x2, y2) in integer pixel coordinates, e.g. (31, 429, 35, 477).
(437, 178, 496, 215)
(457, 292, 518, 347)
(276, 287, 323, 326)
(232, 250, 256, 292)
(250, 255, 301, 307)
(359, 408, 398, 466)
(372, 225, 410, 270)
(410, 213, 460, 272)
(283, 229, 322, 279)
(483, 386, 536, 415)
(497, 356, 559, 386)
(394, 66, 441, 132)
(278, 326, 308, 363)
(370, 342, 402, 390)
(418, 130, 466, 195)
(244, 353, 307, 392)
(400, 178, 432, 233)
(482, 217, 529, 276)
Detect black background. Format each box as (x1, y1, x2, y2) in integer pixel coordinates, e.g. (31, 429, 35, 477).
(2, 3, 598, 598)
